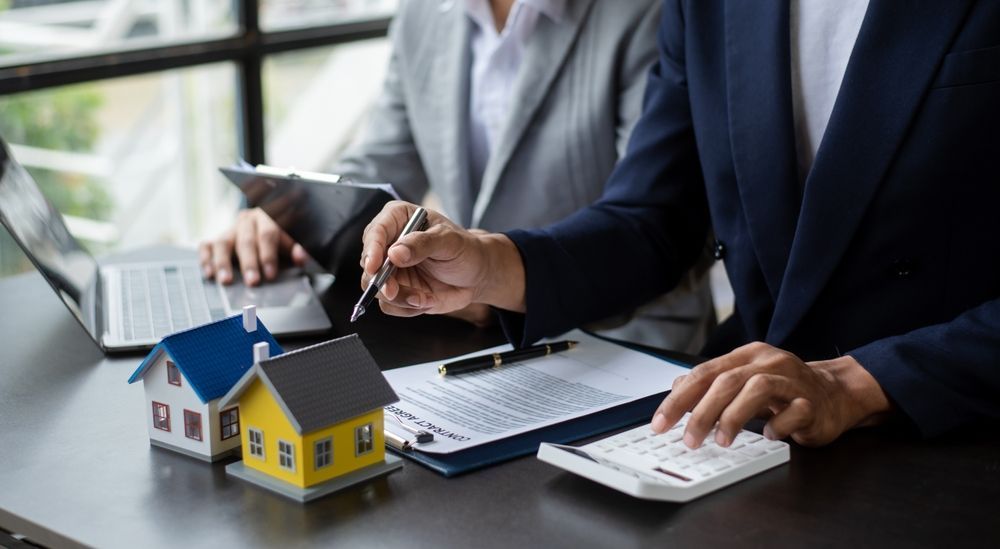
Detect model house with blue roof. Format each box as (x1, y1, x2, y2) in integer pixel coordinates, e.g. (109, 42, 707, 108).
(127, 305, 283, 462)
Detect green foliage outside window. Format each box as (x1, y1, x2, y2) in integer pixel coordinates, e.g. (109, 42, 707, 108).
(0, 86, 113, 276)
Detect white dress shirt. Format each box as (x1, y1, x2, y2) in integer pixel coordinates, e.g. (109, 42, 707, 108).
(464, 0, 566, 191)
(790, 0, 870, 180)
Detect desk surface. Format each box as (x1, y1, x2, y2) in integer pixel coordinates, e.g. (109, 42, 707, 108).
(1, 248, 998, 548)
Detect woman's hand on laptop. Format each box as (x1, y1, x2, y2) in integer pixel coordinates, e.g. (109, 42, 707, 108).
(199, 208, 309, 286)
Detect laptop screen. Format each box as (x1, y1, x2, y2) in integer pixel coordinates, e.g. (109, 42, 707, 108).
(0, 138, 102, 344)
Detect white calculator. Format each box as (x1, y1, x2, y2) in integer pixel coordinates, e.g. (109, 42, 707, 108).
(537, 413, 789, 502)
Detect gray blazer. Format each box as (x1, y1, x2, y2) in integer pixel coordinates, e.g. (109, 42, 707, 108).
(335, 0, 714, 353)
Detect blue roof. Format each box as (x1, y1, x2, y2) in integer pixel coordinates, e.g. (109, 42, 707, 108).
(127, 314, 284, 404)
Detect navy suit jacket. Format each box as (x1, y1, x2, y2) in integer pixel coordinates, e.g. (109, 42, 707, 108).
(502, 0, 1000, 437)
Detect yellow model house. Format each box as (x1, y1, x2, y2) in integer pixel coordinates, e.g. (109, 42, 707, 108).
(218, 334, 402, 502)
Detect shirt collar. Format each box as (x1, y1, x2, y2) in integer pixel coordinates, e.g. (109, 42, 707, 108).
(463, 0, 567, 30)
(521, 0, 566, 22)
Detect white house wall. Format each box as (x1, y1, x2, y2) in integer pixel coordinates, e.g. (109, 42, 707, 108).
(142, 353, 214, 459)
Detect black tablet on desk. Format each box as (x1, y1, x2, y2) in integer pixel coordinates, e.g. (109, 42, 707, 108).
(220, 164, 398, 274)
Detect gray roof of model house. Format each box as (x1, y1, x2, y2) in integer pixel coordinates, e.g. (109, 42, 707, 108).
(219, 334, 398, 434)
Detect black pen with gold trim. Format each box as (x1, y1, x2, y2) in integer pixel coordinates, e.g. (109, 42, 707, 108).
(437, 340, 578, 376)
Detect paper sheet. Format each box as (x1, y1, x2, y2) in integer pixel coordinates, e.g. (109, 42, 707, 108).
(382, 330, 689, 454)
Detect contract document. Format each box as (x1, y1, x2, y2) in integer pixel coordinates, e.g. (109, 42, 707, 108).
(383, 330, 690, 455)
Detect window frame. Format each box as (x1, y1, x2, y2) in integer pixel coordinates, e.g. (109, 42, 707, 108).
(183, 409, 203, 441)
(278, 439, 296, 472)
(166, 361, 181, 387)
(355, 423, 374, 457)
(314, 437, 333, 470)
(152, 401, 171, 432)
(248, 427, 265, 460)
(0, 0, 392, 166)
(220, 407, 240, 441)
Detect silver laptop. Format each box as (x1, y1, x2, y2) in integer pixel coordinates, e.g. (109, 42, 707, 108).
(0, 137, 331, 353)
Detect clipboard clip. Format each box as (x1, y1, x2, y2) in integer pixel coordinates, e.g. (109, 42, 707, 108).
(253, 163, 344, 184)
(385, 430, 414, 452)
(385, 413, 434, 452)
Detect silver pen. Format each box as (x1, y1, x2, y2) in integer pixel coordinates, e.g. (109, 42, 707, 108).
(351, 207, 429, 322)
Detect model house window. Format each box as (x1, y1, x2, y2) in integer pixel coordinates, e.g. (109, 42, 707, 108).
(355, 423, 374, 456)
(166, 361, 181, 386)
(220, 408, 240, 440)
(183, 410, 202, 441)
(248, 428, 265, 460)
(152, 402, 170, 431)
(278, 440, 295, 472)
(314, 438, 333, 470)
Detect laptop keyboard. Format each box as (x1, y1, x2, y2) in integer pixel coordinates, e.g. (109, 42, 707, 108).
(121, 265, 224, 341)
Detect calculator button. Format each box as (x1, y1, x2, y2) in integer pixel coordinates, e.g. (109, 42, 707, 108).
(705, 458, 731, 472)
(692, 465, 713, 478)
(735, 433, 762, 444)
(738, 445, 767, 457)
(729, 453, 750, 464)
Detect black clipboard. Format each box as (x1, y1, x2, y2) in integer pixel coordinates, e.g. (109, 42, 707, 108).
(391, 334, 696, 477)
(220, 164, 397, 274)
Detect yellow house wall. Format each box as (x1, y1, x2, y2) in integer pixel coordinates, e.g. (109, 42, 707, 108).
(303, 409, 385, 487)
(238, 380, 386, 489)
(239, 380, 305, 487)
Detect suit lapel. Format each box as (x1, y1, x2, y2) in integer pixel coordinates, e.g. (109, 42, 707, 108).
(768, 0, 973, 343)
(423, 4, 473, 225)
(725, 1, 802, 301)
(469, 0, 596, 227)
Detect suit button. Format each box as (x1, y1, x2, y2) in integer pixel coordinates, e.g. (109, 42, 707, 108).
(713, 240, 726, 260)
(892, 258, 916, 278)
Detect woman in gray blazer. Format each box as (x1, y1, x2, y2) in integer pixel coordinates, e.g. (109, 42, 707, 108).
(201, 0, 714, 353)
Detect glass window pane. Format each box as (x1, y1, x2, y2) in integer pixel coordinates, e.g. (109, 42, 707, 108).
(0, 1, 238, 68)
(0, 62, 241, 279)
(262, 39, 390, 171)
(260, 0, 397, 32)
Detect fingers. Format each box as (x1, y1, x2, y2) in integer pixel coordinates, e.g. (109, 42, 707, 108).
(709, 374, 798, 447)
(765, 398, 814, 442)
(685, 369, 755, 445)
(389, 224, 466, 267)
(361, 266, 439, 311)
(649, 341, 824, 449)
(361, 201, 418, 276)
(290, 241, 309, 267)
(202, 208, 305, 287)
(198, 242, 214, 278)
(234, 214, 261, 286)
(377, 285, 438, 315)
(378, 299, 432, 318)
(651, 348, 756, 433)
(358, 270, 437, 317)
(685, 351, 800, 446)
(211, 235, 235, 285)
(255, 214, 282, 282)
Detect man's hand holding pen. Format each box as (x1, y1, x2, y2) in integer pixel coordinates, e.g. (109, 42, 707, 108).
(358, 201, 527, 317)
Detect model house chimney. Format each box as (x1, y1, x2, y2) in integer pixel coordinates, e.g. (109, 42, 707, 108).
(253, 342, 269, 364)
(243, 305, 257, 332)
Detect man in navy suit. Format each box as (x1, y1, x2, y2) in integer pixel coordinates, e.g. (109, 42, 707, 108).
(358, 1, 1000, 448)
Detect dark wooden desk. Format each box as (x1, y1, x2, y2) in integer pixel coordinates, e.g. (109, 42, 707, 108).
(1, 249, 998, 548)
